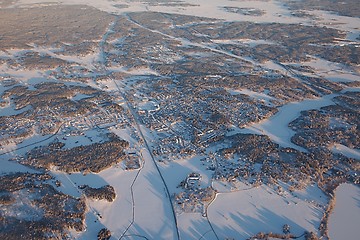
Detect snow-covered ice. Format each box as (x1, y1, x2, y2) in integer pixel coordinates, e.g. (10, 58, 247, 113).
(331, 144, 360, 160)
(0, 159, 39, 176)
(227, 88, 276, 106)
(300, 57, 360, 83)
(239, 93, 338, 151)
(212, 39, 277, 48)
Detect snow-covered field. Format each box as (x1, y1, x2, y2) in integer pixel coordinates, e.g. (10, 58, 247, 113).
(49, 148, 178, 239)
(208, 185, 324, 239)
(328, 184, 360, 240)
(177, 212, 216, 240)
(159, 155, 214, 195)
(0, 132, 58, 156)
(12, 0, 298, 23)
(125, 149, 177, 239)
(49, 166, 136, 239)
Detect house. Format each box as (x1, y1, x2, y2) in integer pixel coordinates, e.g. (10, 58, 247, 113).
(185, 172, 201, 189)
(283, 224, 290, 234)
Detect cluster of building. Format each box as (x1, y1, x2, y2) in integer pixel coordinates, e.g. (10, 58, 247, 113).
(175, 173, 215, 214)
(124, 76, 277, 162)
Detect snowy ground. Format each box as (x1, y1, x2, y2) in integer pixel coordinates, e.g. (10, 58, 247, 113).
(49, 166, 136, 240)
(124, 149, 177, 239)
(159, 155, 214, 195)
(177, 213, 216, 240)
(0, 132, 58, 157)
(328, 184, 360, 240)
(48, 147, 178, 239)
(208, 185, 324, 239)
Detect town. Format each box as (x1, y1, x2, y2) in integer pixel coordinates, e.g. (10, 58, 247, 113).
(0, 1, 359, 239)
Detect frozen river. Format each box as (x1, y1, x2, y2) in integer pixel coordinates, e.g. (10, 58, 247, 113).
(239, 87, 360, 151)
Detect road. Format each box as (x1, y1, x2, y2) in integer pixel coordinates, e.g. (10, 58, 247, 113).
(93, 16, 180, 239)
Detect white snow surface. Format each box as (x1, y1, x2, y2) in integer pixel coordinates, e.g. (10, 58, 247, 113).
(54, 149, 178, 239)
(227, 88, 276, 106)
(126, 148, 177, 239)
(208, 185, 324, 239)
(292, 184, 329, 207)
(329, 184, 360, 240)
(238, 93, 337, 151)
(236, 86, 360, 151)
(332, 144, 360, 160)
(159, 155, 214, 195)
(11, 0, 300, 24)
(0, 159, 39, 176)
(300, 57, 360, 83)
(7, 0, 359, 35)
(177, 212, 216, 240)
(49, 166, 135, 240)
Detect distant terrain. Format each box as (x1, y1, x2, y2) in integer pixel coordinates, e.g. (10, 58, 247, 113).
(0, 0, 359, 239)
